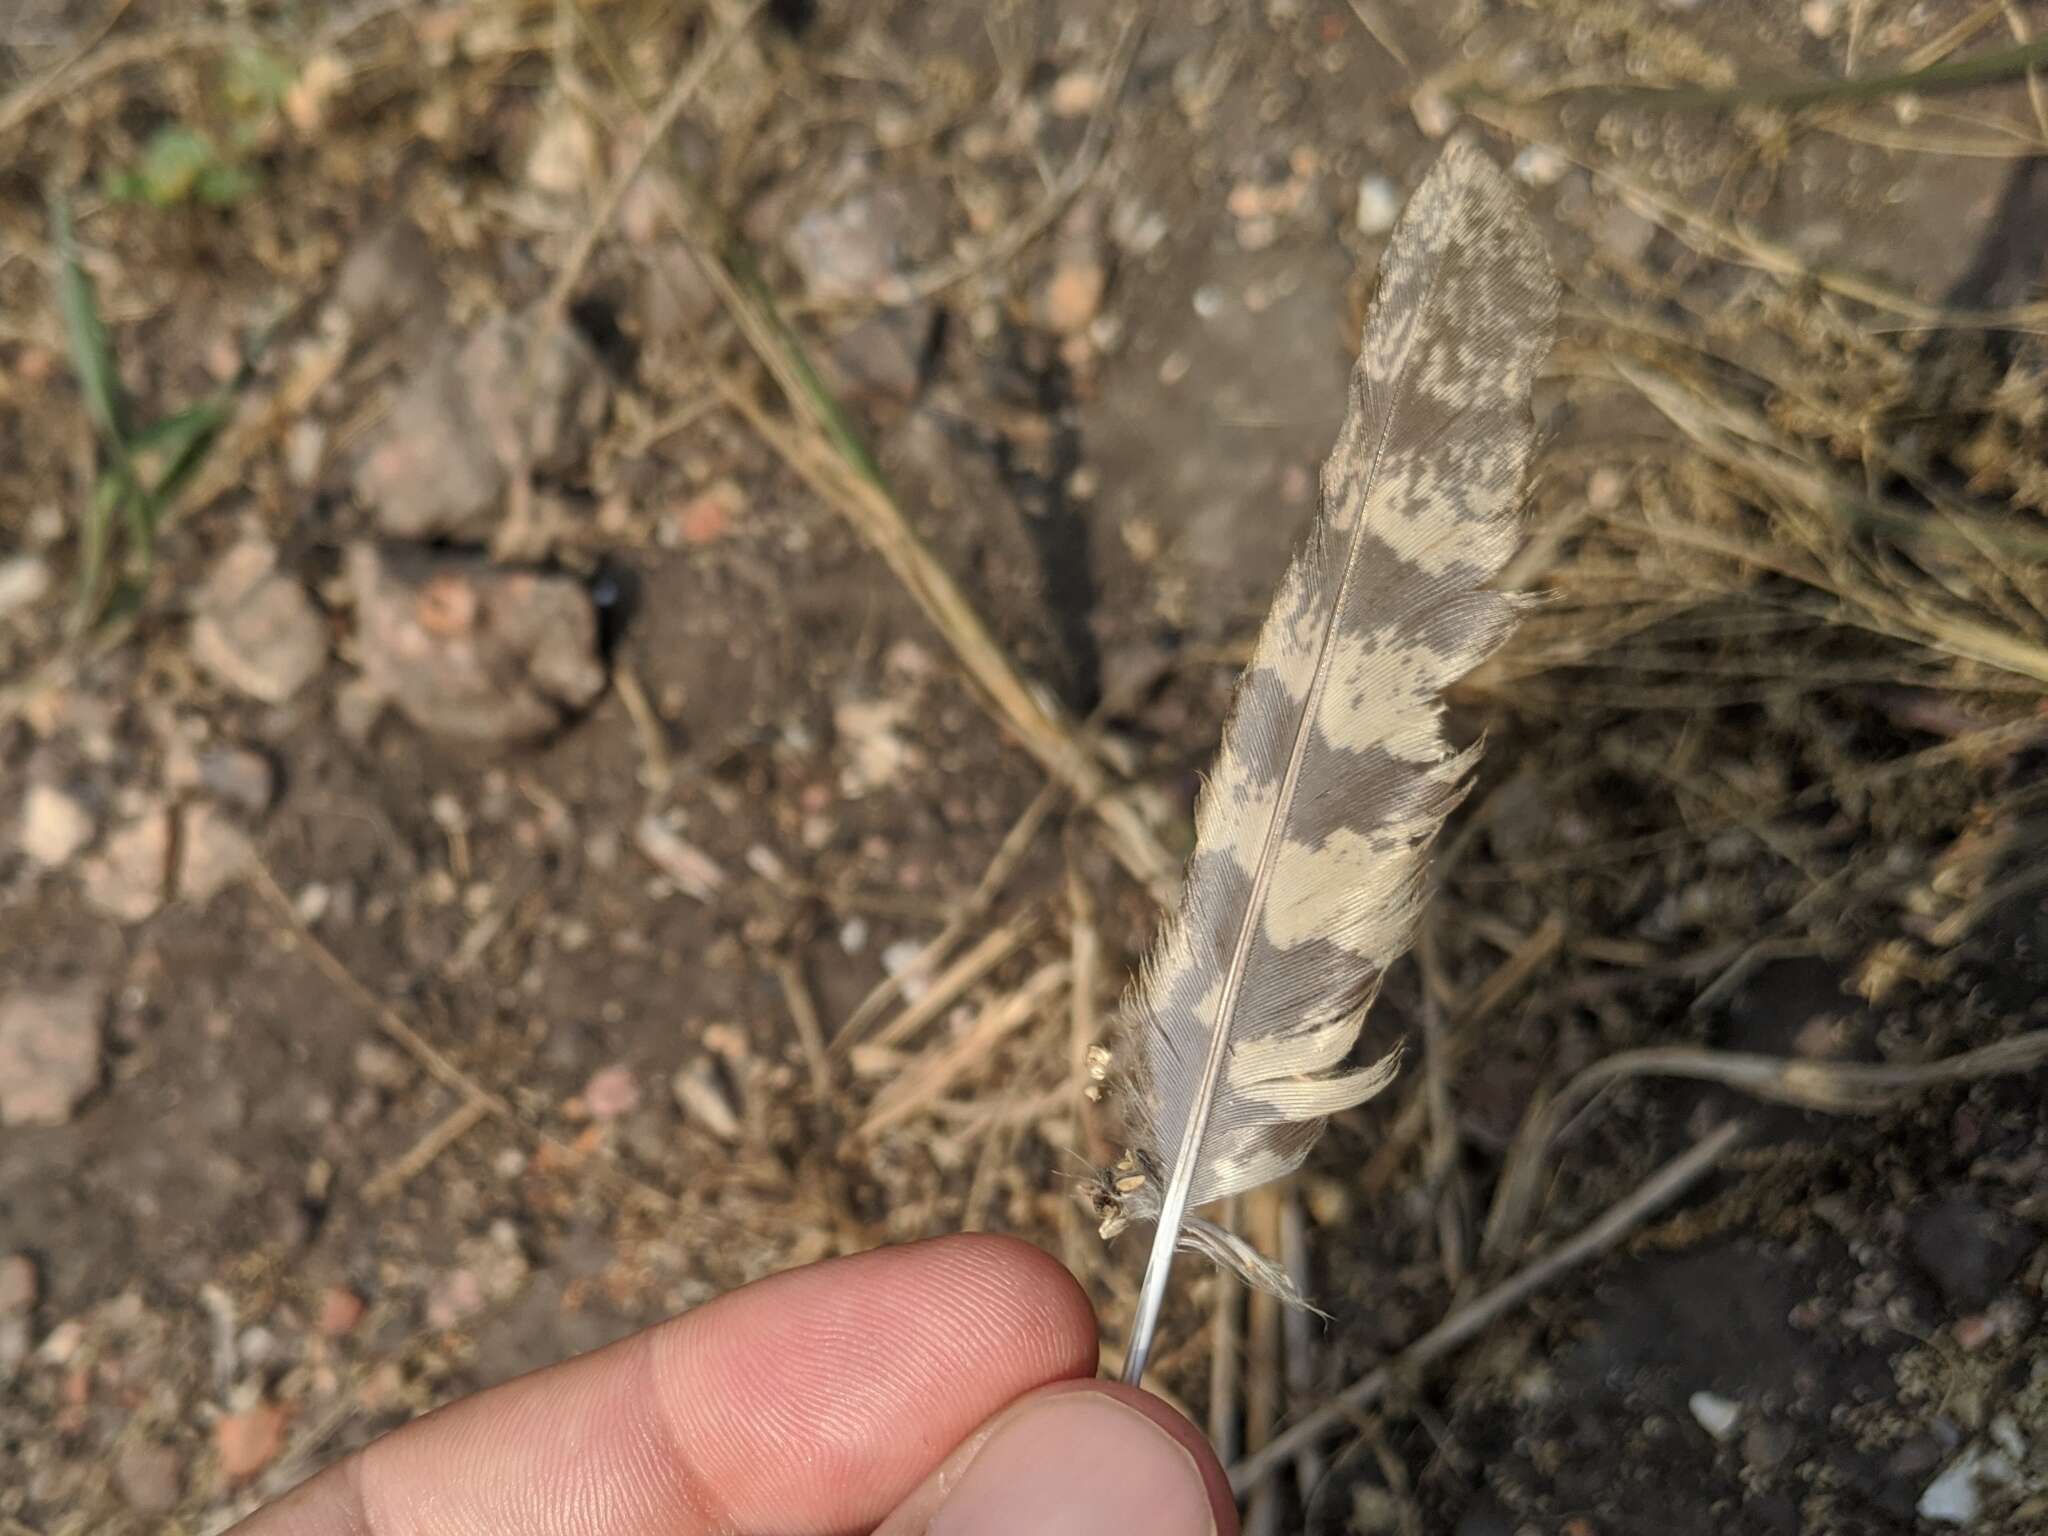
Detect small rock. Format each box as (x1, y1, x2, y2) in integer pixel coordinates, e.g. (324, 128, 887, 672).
(283, 50, 346, 136)
(198, 746, 276, 816)
(670, 478, 747, 546)
(460, 312, 609, 481)
(332, 220, 445, 339)
(635, 813, 726, 901)
(834, 696, 921, 797)
(114, 1439, 182, 1513)
(583, 1063, 641, 1121)
(1354, 175, 1400, 236)
(80, 808, 172, 921)
(348, 543, 606, 742)
(352, 352, 505, 540)
(315, 1286, 365, 1338)
(672, 1059, 741, 1142)
(1953, 1313, 1997, 1352)
(822, 305, 935, 405)
(284, 420, 327, 487)
(215, 1402, 288, 1485)
(0, 554, 52, 621)
(1044, 257, 1106, 336)
(0, 984, 102, 1125)
(1908, 1194, 2032, 1310)
(784, 180, 946, 303)
(18, 782, 94, 868)
(190, 540, 327, 705)
(880, 939, 929, 1003)
(1801, 0, 1840, 35)
(353, 1040, 411, 1090)
(1047, 68, 1101, 117)
(1688, 1390, 1741, 1442)
(177, 803, 255, 903)
(426, 1268, 486, 1328)
(0, 1254, 38, 1315)
(354, 313, 608, 543)
(1586, 466, 1628, 511)
(525, 100, 599, 198)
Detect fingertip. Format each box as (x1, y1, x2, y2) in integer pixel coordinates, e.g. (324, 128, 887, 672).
(912, 1233, 1100, 1376)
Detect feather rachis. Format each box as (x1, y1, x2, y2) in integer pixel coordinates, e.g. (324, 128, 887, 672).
(1103, 141, 1557, 1381)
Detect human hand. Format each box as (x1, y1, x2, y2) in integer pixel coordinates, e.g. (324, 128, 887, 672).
(233, 1234, 1234, 1535)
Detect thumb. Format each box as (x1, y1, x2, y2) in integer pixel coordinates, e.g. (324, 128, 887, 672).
(875, 1380, 1235, 1536)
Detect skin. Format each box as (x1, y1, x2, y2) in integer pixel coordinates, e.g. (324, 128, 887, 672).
(233, 1233, 1237, 1536)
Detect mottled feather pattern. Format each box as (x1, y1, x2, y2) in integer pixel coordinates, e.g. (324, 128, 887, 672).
(1095, 141, 1558, 1376)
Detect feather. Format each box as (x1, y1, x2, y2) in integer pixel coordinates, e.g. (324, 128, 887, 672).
(1091, 140, 1558, 1384)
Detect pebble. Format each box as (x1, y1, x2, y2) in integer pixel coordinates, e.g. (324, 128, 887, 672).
(1048, 68, 1101, 117)
(1354, 175, 1401, 236)
(1044, 258, 1106, 336)
(426, 1268, 487, 1329)
(1688, 1390, 1740, 1442)
(190, 540, 327, 705)
(0, 1254, 38, 1315)
(198, 746, 276, 816)
(114, 1440, 183, 1513)
(215, 1402, 288, 1485)
(784, 180, 945, 303)
(525, 100, 599, 198)
(669, 478, 746, 547)
(19, 782, 95, 868)
(635, 813, 727, 901)
(673, 1059, 741, 1142)
(80, 807, 172, 922)
(331, 220, 446, 341)
(316, 1287, 365, 1338)
(353, 1039, 410, 1090)
(0, 554, 52, 621)
(582, 1063, 641, 1121)
(822, 305, 934, 405)
(347, 543, 607, 743)
(177, 803, 256, 903)
(354, 313, 607, 543)
(1593, 202, 1659, 266)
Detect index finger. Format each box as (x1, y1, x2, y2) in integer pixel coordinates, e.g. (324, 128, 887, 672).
(239, 1233, 1098, 1536)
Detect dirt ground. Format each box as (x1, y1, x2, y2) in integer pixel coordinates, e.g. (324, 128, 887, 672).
(4, 1, 2048, 1532)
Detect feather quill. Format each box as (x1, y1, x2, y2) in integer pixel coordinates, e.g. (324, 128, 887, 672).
(1091, 141, 1558, 1384)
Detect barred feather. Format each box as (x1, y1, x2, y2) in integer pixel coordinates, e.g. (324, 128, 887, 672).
(1095, 141, 1558, 1383)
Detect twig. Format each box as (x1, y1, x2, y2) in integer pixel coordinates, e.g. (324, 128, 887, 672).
(775, 954, 835, 1100)
(1209, 1198, 1244, 1467)
(362, 1098, 493, 1203)
(844, 906, 1044, 1054)
(1361, 913, 1566, 1195)
(1482, 1030, 2048, 1259)
(835, 783, 1062, 1046)
(1229, 1121, 1749, 1496)
(1066, 852, 1113, 1166)
(1278, 1192, 1326, 1508)
(1244, 1188, 1285, 1536)
(859, 961, 1070, 1137)
(540, 0, 764, 322)
(1503, 34, 2048, 112)
(611, 662, 674, 798)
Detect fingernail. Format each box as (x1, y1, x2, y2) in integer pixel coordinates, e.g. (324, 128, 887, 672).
(929, 1393, 1216, 1536)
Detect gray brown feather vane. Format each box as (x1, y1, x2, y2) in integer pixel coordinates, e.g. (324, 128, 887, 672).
(1094, 141, 1558, 1384)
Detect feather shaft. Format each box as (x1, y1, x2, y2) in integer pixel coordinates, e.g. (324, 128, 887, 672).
(1102, 140, 1557, 1385)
